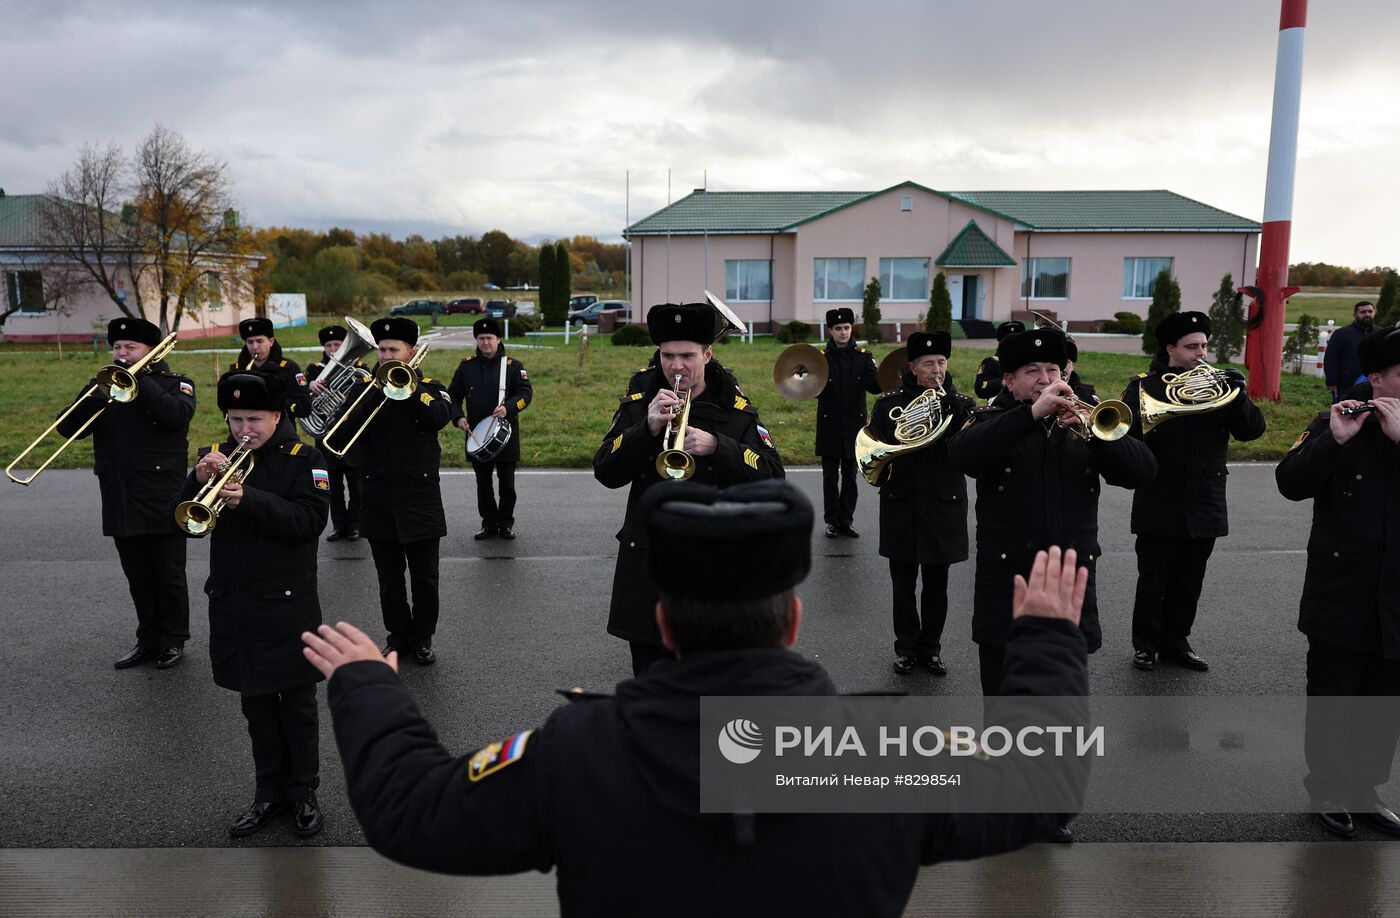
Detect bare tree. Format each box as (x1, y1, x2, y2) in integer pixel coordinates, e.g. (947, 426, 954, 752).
(40, 143, 136, 318)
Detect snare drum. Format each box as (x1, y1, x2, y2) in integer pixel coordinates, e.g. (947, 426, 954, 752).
(467, 415, 512, 462)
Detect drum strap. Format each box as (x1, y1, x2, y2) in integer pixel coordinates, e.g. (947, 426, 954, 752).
(497, 356, 508, 408)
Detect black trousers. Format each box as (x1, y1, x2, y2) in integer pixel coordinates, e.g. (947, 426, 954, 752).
(327, 460, 362, 532)
(112, 534, 190, 649)
(1303, 639, 1400, 805)
(629, 640, 676, 677)
(369, 538, 440, 650)
(1131, 534, 1216, 654)
(821, 455, 859, 526)
(889, 560, 949, 659)
(240, 684, 319, 803)
(978, 644, 1005, 698)
(473, 460, 517, 529)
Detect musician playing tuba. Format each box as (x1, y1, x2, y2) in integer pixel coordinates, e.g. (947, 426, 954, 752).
(306, 324, 367, 543)
(865, 331, 975, 678)
(1120, 311, 1266, 674)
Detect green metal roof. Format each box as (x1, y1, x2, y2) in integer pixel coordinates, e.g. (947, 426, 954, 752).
(625, 190, 868, 235)
(934, 220, 1016, 267)
(947, 190, 1260, 231)
(0, 194, 46, 247)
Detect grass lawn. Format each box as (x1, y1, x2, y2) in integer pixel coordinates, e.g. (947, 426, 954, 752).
(1, 325, 1334, 473)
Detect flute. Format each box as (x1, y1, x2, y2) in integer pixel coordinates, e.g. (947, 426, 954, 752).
(1339, 403, 1378, 416)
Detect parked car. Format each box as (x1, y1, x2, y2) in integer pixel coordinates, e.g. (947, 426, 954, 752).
(513, 300, 538, 318)
(485, 299, 515, 319)
(569, 299, 632, 326)
(568, 294, 599, 311)
(389, 298, 445, 316)
(446, 297, 484, 315)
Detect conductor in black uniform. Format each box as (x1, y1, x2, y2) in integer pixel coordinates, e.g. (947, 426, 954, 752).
(1277, 326, 1400, 839)
(306, 324, 364, 542)
(868, 331, 974, 676)
(176, 371, 329, 837)
(448, 317, 533, 541)
(56, 317, 194, 670)
(1122, 311, 1265, 672)
(350, 317, 456, 665)
(593, 302, 784, 675)
(815, 306, 880, 538)
(231, 317, 312, 427)
(303, 480, 1092, 918)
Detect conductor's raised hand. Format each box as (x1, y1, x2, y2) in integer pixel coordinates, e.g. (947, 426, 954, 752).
(302, 621, 398, 678)
(1012, 546, 1087, 626)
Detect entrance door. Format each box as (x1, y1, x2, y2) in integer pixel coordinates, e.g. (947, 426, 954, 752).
(962, 275, 980, 319)
(947, 275, 965, 320)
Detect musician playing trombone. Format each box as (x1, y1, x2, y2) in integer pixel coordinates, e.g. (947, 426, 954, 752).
(1121, 311, 1265, 674)
(306, 324, 364, 542)
(54, 317, 195, 671)
(175, 370, 330, 838)
(867, 331, 975, 677)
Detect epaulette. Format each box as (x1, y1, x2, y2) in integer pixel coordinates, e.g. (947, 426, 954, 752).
(462, 354, 475, 362)
(1137, 372, 1149, 378)
(506, 358, 513, 365)
(858, 346, 869, 354)
(197, 442, 224, 458)
(280, 441, 312, 458)
(421, 377, 435, 384)
(733, 395, 755, 413)
(279, 360, 288, 368)
(875, 388, 902, 401)
(973, 405, 1007, 414)
(622, 391, 644, 403)
(556, 687, 612, 703)
(635, 364, 650, 373)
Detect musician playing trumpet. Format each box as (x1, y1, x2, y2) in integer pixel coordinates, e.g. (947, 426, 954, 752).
(1120, 311, 1265, 674)
(176, 370, 331, 839)
(867, 331, 975, 676)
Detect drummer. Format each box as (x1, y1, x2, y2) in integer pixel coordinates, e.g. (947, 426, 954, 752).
(448, 317, 533, 541)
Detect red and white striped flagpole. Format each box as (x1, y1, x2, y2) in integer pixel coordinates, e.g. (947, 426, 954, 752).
(1242, 0, 1307, 402)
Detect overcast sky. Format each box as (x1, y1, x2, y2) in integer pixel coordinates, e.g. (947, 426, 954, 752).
(4, 0, 1396, 264)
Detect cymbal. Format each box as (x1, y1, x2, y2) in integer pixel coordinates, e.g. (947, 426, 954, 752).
(773, 344, 829, 401)
(877, 347, 908, 393)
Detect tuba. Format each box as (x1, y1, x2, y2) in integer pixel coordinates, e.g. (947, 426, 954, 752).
(855, 387, 954, 485)
(174, 435, 256, 536)
(301, 317, 378, 437)
(1138, 360, 1244, 435)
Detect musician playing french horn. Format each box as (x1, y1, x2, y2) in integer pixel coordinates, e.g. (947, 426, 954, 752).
(306, 324, 365, 542)
(1121, 310, 1265, 674)
(177, 370, 330, 839)
(865, 331, 975, 677)
(593, 302, 784, 676)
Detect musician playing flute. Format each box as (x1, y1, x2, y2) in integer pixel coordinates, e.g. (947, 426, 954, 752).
(1120, 311, 1265, 673)
(176, 370, 330, 838)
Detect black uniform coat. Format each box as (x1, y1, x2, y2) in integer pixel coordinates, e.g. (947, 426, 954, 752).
(1276, 400, 1400, 658)
(1122, 357, 1266, 539)
(446, 346, 534, 463)
(326, 616, 1089, 918)
(593, 361, 785, 644)
(870, 372, 974, 564)
(307, 354, 366, 468)
(346, 368, 456, 544)
(231, 341, 312, 425)
(973, 355, 1003, 402)
(815, 339, 880, 457)
(175, 428, 329, 695)
(56, 359, 194, 537)
(948, 391, 1158, 650)
(1322, 319, 1377, 392)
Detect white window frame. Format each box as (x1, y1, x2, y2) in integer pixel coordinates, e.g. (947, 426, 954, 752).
(1020, 257, 1070, 301)
(877, 257, 930, 302)
(1122, 257, 1174, 300)
(813, 257, 866, 302)
(725, 259, 772, 302)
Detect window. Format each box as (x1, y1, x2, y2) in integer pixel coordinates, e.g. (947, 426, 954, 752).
(813, 258, 866, 301)
(1122, 257, 1174, 299)
(204, 272, 222, 309)
(900, 196, 912, 212)
(878, 257, 929, 301)
(4, 270, 44, 314)
(725, 260, 772, 302)
(1020, 258, 1070, 299)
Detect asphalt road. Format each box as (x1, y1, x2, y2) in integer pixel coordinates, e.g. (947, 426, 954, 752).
(0, 463, 1382, 850)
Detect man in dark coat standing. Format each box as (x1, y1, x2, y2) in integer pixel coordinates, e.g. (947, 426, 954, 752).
(1322, 301, 1377, 403)
(593, 302, 784, 675)
(176, 371, 329, 837)
(1277, 326, 1400, 839)
(303, 481, 1091, 918)
(56, 317, 194, 670)
(815, 306, 880, 538)
(344, 317, 456, 665)
(306, 324, 365, 542)
(448, 317, 533, 540)
(1122, 311, 1266, 672)
(868, 331, 974, 676)
(230, 317, 312, 425)
(972, 320, 1024, 402)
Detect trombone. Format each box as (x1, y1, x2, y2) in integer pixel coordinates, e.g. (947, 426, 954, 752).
(656, 374, 696, 481)
(6, 332, 179, 485)
(174, 435, 256, 537)
(322, 339, 433, 458)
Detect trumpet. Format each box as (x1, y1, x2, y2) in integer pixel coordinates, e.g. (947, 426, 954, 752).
(1062, 396, 1133, 441)
(656, 374, 696, 481)
(322, 339, 432, 457)
(174, 435, 256, 537)
(6, 332, 179, 485)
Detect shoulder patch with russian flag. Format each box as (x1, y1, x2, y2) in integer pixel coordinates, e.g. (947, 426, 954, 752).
(179, 381, 194, 396)
(468, 729, 534, 782)
(756, 424, 774, 448)
(519, 368, 528, 379)
(295, 372, 307, 385)
(311, 468, 330, 490)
